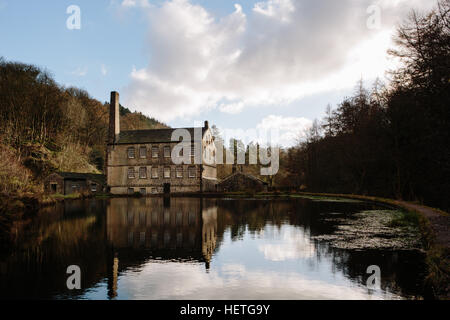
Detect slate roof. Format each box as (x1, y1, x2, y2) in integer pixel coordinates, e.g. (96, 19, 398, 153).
(55, 172, 106, 184)
(114, 127, 207, 144)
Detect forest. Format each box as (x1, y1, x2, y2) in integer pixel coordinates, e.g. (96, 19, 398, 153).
(281, 1, 450, 211)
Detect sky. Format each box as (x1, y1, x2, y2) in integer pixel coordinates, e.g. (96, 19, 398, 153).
(0, 0, 435, 147)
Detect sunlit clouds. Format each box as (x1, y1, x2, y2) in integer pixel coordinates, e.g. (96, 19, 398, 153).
(118, 0, 435, 124)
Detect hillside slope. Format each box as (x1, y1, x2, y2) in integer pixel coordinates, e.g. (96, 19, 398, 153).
(0, 58, 168, 196)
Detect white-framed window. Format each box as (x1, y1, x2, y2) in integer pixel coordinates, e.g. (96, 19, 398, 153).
(139, 167, 147, 179)
(151, 187, 157, 194)
(151, 167, 159, 179)
(188, 166, 196, 178)
(128, 147, 135, 159)
(91, 184, 97, 192)
(139, 146, 147, 158)
(176, 166, 183, 178)
(164, 167, 171, 178)
(164, 146, 171, 158)
(152, 146, 159, 158)
(128, 167, 135, 179)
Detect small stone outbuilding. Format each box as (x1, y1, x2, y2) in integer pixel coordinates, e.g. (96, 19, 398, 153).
(44, 172, 106, 195)
(217, 172, 268, 193)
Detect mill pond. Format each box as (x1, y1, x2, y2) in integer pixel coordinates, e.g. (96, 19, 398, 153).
(0, 196, 430, 300)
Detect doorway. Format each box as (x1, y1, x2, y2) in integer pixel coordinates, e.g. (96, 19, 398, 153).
(163, 183, 171, 194)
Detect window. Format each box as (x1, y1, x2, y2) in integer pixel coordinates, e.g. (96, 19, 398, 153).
(91, 184, 97, 192)
(140, 232, 146, 245)
(176, 166, 183, 178)
(151, 187, 157, 194)
(190, 144, 195, 157)
(128, 147, 135, 159)
(128, 188, 135, 195)
(152, 146, 159, 158)
(128, 167, 135, 179)
(164, 167, 171, 178)
(139, 146, 147, 158)
(128, 231, 134, 245)
(152, 167, 159, 179)
(139, 167, 147, 179)
(188, 166, 196, 178)
(164, 146, 171, 158)
(140, 188, 146, 195)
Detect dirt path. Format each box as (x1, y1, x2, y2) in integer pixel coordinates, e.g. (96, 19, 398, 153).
(393, 200, 450, 249)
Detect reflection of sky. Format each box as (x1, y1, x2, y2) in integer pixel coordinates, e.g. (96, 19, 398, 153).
(82, 224, 402, 300)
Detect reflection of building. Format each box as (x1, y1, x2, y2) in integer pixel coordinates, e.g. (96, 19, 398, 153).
(105, 197, 217, 298)
(201, 206, 217, 268)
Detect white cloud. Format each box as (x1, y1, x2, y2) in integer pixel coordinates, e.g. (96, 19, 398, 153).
(113, 259, 400, 299)
(121, 0, 150, 8)
(257, 115, 313, 147)
(123, 0, 436, 122)
(71, 66, 88, 77)
(258, 225, 316, 261)
(253, 0, 295, 23)
(101, 64, 108, 76)
(219, 101, 245, 114)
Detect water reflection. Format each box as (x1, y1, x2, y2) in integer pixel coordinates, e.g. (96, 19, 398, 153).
(0, 198, 428, 300)
(105, 198, 218, 299)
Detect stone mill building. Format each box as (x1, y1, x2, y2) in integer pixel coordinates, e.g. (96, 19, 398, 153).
(106, 92, 217, 195)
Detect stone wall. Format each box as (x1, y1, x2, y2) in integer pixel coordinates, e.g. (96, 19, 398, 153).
(217, 172, 268, 193)
(107, 142, 217, 194)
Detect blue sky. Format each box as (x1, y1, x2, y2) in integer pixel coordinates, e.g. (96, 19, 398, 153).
(0, 0, 434, 147)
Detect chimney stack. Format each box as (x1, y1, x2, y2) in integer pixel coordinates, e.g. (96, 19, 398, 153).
(109, 91, 120, 144)
(204, 120, 209, 129)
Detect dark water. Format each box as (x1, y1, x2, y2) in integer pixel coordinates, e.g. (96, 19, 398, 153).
(0, 197, 428, 300)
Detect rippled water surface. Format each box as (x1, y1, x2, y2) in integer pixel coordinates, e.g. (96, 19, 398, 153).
(0, 197, 428, 299)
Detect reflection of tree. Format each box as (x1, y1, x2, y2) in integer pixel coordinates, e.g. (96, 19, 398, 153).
(0, 200, 109, 299)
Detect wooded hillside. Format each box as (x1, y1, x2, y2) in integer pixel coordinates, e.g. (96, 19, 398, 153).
(0, 59, 168, 195)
